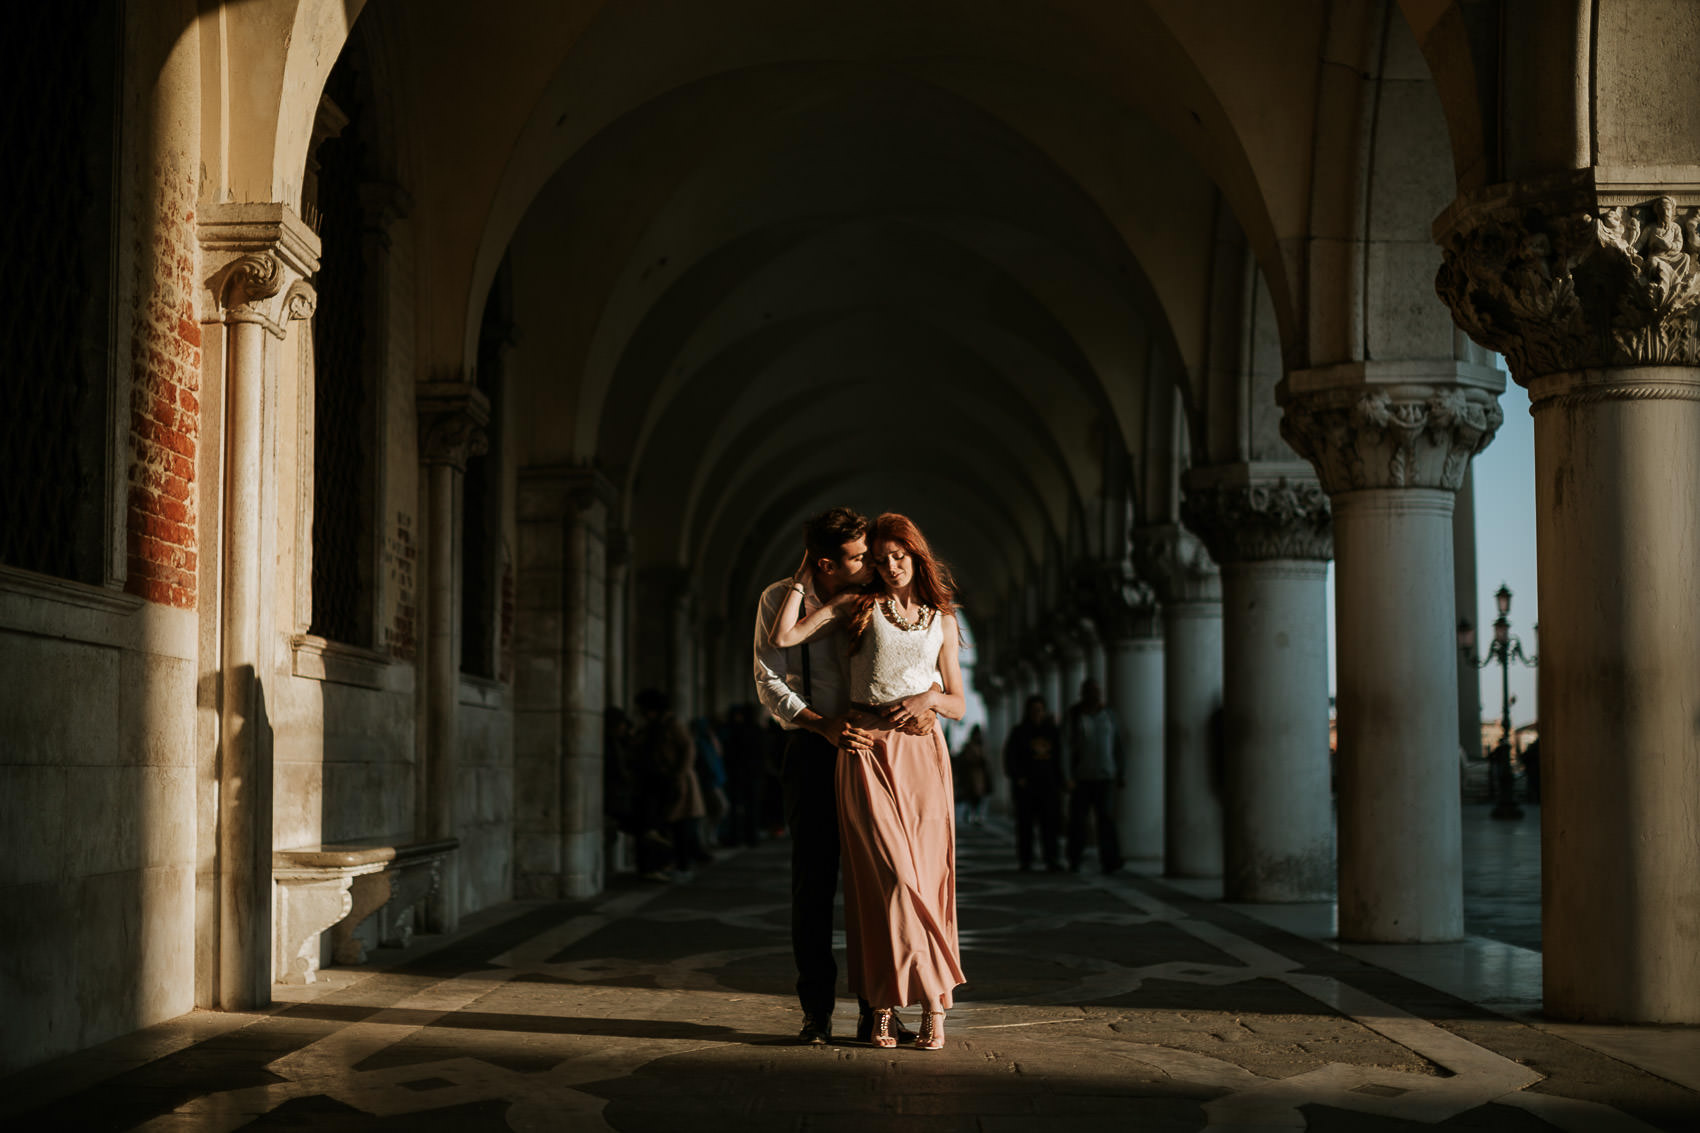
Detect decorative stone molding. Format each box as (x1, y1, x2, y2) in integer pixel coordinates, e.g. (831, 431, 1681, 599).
(198, 202, 321, 337)
(518, 465, 616, 520)
(1074, 559, 1160, 641)
(1181, 464, 1332, 564)
(1436, 174, 1700, 388)
(1279, 383, 1502, 494)
(274, 839, 454, 980)
(271, 866, 377, 985)
(1132, 525, 1221, 604)
(417, 381, 491, 469)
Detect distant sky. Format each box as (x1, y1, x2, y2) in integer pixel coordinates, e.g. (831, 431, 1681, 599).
(1325, 367, 1539, 728)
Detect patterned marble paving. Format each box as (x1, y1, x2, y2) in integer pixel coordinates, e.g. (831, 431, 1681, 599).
(4, 823, 1697, 1132)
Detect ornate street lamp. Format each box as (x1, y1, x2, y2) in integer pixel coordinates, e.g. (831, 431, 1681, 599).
(1458, 584, 1538, 820)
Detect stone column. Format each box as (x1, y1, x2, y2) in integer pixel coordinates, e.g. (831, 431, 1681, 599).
(1135, 526, 1225, 879)
(1085, 638, 1108, 692)
(982, 674, 1010, 805)
(1452, 465, 1483, 759)
(514, 468, 609, 899)
(416, 383, 490, 933)
(1058, 631, 1089, 713)
(1280, 363, 1502, 942)
(1436, 183, 1700, 1021)
(1037, 650, 1064, 722)
(198, 204, 319, 1007)
(1100, 587, 1165, 872)
(1183, 464, 1334, 902)
(605, 530, 629, 711)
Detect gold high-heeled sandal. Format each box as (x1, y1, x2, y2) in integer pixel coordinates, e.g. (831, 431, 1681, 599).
(915, 1008, 945, 1050)
(869, 1008, 897, 1048)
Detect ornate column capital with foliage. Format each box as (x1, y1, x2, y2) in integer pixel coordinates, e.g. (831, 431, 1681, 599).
(1181, 463, 1332, 566)
(1277, 362, 1503, 495)
(1435, 172, 1700, 407)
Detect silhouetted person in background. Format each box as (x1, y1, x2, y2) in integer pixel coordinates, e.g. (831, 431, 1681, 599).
(1005, 694, 1063, 870)
(720, 703, 766, 847)
(1063, 679, 1125, 874)
(954, 725, 990, 827)
(635, 688, 708, 878)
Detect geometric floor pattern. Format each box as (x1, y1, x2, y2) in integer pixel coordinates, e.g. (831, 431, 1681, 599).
(5, 822, 1698, 1131)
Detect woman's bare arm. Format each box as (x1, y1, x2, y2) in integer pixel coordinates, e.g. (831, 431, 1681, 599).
(931, 614, 968, 720)
(769, 585, 854, 648)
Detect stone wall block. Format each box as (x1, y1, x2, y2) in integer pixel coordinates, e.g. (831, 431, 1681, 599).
(0, 881, 79, 1075)
(0, 766, 69, 887)
(0, 636, 119, 765)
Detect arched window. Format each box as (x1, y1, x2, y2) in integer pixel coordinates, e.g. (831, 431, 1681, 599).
(306, 40, 379, 648)
(0, 1, 120, 585)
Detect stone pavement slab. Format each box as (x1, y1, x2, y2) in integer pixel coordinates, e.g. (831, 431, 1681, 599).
(3, 823, 1696, 1131)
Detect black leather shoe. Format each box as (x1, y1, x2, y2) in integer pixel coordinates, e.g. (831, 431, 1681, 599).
(856, 1007, 917, 1044)
(797, 1012, 832, 1044)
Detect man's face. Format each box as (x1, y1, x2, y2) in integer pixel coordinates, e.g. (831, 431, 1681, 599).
(816, 535, 869, 593)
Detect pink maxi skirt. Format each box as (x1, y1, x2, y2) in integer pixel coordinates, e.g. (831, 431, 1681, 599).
(836, 720, 965, 1010)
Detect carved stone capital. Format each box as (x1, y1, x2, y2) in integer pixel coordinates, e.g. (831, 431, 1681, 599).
(1181, 464, 1332, 565)
(1131, 524, 1220, 604)
(417, 381, 491, 470)
(198, 202, 321, 338)
(1073, 559, 1160, 641)
(1278, 364, 1503, 494)
(1436, 174, 1700, 390)
(517, 464, 616, 521)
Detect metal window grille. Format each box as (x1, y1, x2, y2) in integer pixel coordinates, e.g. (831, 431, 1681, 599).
(0, 2, 119, 583)
(309, 66, 376, 646)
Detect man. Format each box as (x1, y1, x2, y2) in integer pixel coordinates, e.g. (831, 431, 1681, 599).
(753, 506, 932, 1044)
(1004, 694, 1063, 871)
(1062, 679, 1125, 874)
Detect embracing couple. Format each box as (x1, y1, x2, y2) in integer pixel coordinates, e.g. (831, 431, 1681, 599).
(752, 507, 966, 1050)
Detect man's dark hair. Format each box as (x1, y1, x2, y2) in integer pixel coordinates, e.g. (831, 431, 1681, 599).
(803, 506, 868, 565)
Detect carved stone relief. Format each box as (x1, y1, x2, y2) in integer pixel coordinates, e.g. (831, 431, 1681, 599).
(1131, 524, 1221, 604)
(1279, 384, 1502, 494)
(1181, 477, 1332, 565)
(1437, 187, 1700, 385)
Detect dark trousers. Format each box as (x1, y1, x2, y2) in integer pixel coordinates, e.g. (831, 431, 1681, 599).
(1066, 779, 1123, 872)
(782, 729, 841, 1017)
(1013, 784, 1061, 868)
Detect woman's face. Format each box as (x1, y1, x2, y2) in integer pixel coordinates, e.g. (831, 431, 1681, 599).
(875, 539, 914, 591)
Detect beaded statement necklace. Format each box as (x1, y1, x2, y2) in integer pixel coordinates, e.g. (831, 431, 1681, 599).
(879, 596, 936, 632)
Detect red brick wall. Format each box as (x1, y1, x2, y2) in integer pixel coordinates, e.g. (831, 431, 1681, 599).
(125, 165, 201, 609)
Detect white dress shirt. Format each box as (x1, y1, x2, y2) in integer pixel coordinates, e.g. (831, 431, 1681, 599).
(752, 577, 849, 728)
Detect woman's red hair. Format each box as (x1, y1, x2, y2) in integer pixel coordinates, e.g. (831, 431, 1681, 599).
(850, 513, 959, 651)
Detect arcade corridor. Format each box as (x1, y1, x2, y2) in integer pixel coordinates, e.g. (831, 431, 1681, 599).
(7, 818, 1697, 1131)
(5, 0, 1700, 1107)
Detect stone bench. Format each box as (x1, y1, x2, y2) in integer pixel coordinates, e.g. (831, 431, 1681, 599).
(272, 837, 458, 985)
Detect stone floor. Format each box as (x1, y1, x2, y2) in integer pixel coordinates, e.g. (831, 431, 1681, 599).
(5, 813, 1698, 1132)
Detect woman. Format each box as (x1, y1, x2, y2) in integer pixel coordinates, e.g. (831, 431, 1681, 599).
(770, 513, 966, 1049)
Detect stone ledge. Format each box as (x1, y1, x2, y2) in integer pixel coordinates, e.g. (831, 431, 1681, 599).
(289, 635, 409, 691)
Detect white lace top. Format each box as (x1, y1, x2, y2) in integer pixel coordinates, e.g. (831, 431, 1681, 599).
(849, 600, 945, 706)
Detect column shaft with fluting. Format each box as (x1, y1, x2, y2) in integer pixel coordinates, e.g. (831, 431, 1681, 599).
(1134, 525, 1225, 880)
(1279, 364, 1501, 940)
(1436, 184, 1700, 1019)
(416, 383, 490, 931)
(1184, 465, 1335, 902)
(198, 207, 318, 1007)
